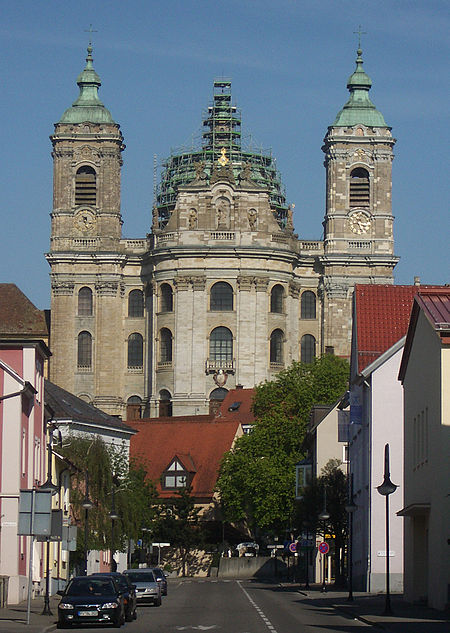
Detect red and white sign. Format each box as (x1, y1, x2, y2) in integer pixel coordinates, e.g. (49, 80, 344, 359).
(318, 542, 329, 554)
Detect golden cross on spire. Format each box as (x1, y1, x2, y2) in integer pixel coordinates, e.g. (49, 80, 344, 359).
(84, 24, 98, 45)
(353, 25, 367, 50)
(218, 147, 229, 167)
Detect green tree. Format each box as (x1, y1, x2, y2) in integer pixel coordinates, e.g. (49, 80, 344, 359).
(151, 487, 200, 577)
(216, 356, 349, 535)
(61, 434, 157, 560)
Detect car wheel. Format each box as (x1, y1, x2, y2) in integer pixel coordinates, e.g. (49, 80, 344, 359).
(133, 608, 137, 620)
(155, 597, 162, 607)
(125, 609, 133, 623)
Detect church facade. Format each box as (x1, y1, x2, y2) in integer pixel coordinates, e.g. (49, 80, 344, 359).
(46, 44, 398, 419)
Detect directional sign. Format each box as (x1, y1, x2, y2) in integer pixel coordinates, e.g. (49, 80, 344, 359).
(318, 541, 329, 554)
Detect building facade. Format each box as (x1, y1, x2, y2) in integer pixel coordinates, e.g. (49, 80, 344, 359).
(47, 44, 398, 418)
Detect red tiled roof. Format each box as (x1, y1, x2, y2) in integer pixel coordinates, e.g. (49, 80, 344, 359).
(399, 288, 450, 381)
(0, 284, 48, 337)
(128, 417, 241, 500)
(354, 284, 428, 374)
(215, 388, 256, 423)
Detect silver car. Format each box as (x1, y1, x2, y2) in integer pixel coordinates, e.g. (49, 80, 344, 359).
(123, 569, 162, 606)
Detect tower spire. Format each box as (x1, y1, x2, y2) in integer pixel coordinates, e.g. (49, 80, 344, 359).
(332, 42, 387, 127)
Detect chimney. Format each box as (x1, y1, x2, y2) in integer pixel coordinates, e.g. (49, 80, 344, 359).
(414, 276, 421, 287)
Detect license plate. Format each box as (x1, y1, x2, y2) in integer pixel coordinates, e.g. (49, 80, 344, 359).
(78, 610, 98, 616)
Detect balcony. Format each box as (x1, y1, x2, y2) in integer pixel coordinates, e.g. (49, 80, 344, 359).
(205, 359, 235, 374)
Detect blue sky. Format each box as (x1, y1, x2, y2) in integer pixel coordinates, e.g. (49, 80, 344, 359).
(1, 0, 448, 309)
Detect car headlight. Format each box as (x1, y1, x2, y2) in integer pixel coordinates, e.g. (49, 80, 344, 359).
(59, 603, 74, 610)
(100, 602, 119, 609)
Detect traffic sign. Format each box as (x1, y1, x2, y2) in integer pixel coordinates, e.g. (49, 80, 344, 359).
(318, 541, 329, 554)
(289, 542, 297, 553)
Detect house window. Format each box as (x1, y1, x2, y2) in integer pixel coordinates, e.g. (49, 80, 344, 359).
(270, 329, 284, 363)
(160, 328, 173, 363)
(301, 334, 316, 364)
(78, 287, 93, 316)
(160, 283, 173, 313)
(163, 459, 190, 489)
(270, 285, 283, 313)
(209, 387, 228, 416)
(75, 166, 96, 207)
(77, 331, 92, 369)
(159, 390, 172, 417)
(127, 396, 142, 420)
(210, 282, 233, 311)
(210, 327, 232, 362)
(301, 291, 316, 319)
(128, 290, 144, 317)
(349, 168, 370, 207)
(128, 333, 143, 368)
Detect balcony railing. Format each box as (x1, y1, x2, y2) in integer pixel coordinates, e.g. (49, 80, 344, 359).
(205, 359, 235, 373)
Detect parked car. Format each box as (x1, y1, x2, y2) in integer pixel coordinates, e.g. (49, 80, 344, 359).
(123, 569, 162, 606)
(236, 542, 259, 557)
(149, 567, 168, 596)
(90, 572, 137, 622)
(57, 575, 125, 628)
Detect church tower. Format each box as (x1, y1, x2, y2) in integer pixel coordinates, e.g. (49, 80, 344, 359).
(46, 44, 134, 415)
(320, 45, 398, 355)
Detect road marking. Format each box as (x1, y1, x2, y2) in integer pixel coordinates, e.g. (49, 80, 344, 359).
(176, 627, 218, 631)
(237, 581, 279, 633)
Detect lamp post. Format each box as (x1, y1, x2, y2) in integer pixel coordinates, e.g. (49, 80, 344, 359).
(109, 485, 119, 571)
(376, 443, 398, 615)
(40, 421, 60, 616)
(82, 470, 93, 576)
(345, 473, 357, 602)
(318, 488, 330, 593)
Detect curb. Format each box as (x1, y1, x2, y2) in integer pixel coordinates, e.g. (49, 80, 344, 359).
(334, 604, 386, 630)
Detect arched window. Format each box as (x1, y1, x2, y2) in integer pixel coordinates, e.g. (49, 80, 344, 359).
(270, 329, 284, 364)
(159, 389, 172, 417)
(128, 290, 144, 317)
(210, 327, 233, 362)
(350, 168, 370, 207)
(78, 287, 93, 316)
(127, 396, 142, 420)
(128, 333, 143, 368)
(301, 334, 316, 364)
(209, 387, 228, 416)
(160, 283, 173, 313)
(77, 331, 92, 369)
(270, 285, 283, 313)
(210, 282, 233, 311)
(75, 166, 96, 207)
(160, 328, 173, 363)
(301, 291, 316, 319)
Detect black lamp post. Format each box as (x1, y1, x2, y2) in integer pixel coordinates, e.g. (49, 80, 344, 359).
(318, 488, 330, 593)
(376, 443, 398, 615)
(82, 470, 93, 576)
(40, 421, 60, 616)
(109, 486, 119, 571)
(345, 473, 357, 602)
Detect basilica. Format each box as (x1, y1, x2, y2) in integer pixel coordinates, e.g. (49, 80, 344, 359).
(46, 43, 398, 419)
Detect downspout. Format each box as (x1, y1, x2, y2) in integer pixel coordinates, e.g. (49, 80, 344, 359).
(364, 378, 372, 592)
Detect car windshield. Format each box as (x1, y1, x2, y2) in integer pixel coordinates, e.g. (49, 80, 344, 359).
(125, 572, 155, 583)
(92, 575, 129, 591)
(66, 578, 115, 597)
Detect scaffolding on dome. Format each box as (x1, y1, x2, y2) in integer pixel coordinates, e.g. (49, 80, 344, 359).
(155, 80, 289, 229)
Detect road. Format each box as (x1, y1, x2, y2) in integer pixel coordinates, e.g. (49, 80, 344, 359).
(63, 578, 371, 632)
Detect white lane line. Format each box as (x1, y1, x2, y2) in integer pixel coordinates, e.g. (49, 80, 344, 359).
(237, 581, 279, 633)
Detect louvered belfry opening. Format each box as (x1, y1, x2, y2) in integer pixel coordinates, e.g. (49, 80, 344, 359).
(349, 167, 370, 207)
(75, 166, 97, 206)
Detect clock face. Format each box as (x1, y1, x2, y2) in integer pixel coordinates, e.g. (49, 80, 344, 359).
(349, 211, 371, 235)
(74, 210, 96, 233)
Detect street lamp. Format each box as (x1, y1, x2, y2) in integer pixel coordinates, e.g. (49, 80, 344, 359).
(376, 443, 398, 615)
(345, 473, 357, 602)
(318, 488, 330, 593)
(82, 470, 93, 576)
(40, 420, 60, 616)
(109, 485, 119, 571)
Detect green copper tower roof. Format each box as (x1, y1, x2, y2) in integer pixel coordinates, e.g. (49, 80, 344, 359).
(333, 47, 388, 127)
(58, 44, 115, 124)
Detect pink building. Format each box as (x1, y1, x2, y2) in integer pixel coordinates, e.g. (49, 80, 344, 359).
(0, 284, 50, 603)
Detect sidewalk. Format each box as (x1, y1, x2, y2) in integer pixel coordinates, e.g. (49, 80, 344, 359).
(0, 595, 58, 633)
(290, 584, 450, 633)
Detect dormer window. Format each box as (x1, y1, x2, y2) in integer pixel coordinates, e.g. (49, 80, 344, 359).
(162, 458, 192, 490)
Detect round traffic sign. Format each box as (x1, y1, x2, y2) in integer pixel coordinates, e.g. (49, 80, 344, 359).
(318, 541, 329, 554)
(289, 542, 297, 553)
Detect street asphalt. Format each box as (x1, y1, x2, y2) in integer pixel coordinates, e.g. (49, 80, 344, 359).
(0, 582, 448, 633)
